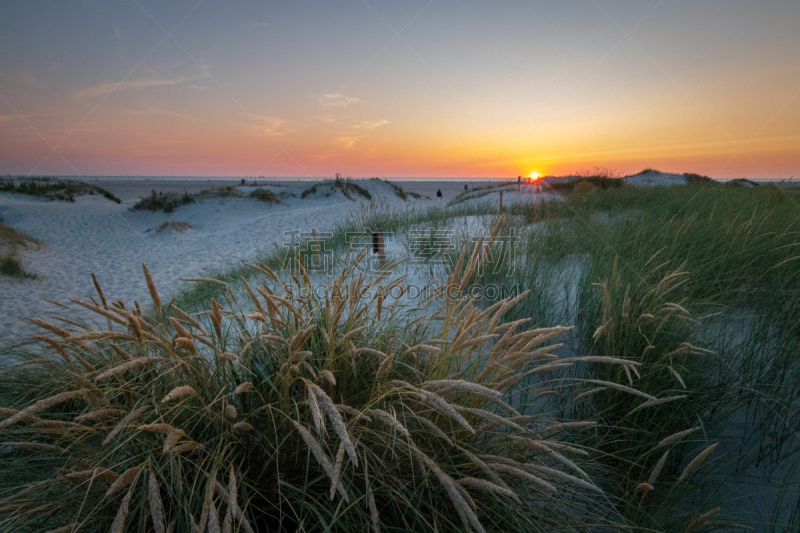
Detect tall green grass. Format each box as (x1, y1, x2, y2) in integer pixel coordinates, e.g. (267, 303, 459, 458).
(473, 183, 800, 530)
(0, 223, 684, 532)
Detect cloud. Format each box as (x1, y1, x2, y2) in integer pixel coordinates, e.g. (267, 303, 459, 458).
(196, 52, 214, 73)
(353, 119, 389, 129)
(252, 115, 295, 136)
(318, 93, 360, 107)
(333, 136, 358, 149)
(20, 73, 44, 87)
(127, 107, 207, 122)
(0, 115, 14, 124)
(73, 77, 185, 99)
(316, 115, 337, 123)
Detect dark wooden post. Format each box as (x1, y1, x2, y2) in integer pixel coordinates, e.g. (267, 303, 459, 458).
(499, 191, 503, 209)
(372, 229, 385, 262)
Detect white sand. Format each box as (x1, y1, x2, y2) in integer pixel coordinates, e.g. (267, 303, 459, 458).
(0, 179, 451, 341)
(622, 171, 689, 187)
(453, 181, 558, 208)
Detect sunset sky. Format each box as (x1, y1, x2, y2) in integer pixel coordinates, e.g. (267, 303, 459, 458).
(1, 1, 798, 179)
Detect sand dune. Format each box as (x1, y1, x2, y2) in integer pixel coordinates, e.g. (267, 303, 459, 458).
(0, 179, 427, 339)
(0, 174, 717, 340)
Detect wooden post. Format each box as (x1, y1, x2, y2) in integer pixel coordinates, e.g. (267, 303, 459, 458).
(372, 229, 385, 262)
(499, 191, 503, 209)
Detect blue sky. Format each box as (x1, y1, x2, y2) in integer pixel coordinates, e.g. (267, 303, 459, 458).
(1, 1, 798, 178)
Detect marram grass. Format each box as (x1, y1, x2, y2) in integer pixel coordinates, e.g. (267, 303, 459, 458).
(0, 219, 721, 532)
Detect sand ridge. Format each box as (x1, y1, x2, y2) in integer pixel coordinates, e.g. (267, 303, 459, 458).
(0, 179, 414, 339)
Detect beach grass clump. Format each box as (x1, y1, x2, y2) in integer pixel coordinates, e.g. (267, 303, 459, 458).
(549, 175, 624, 193)
(683, 172, 717, 185)
(302, 177, 372, 201)
(199, 185, 241, 198)
(576, 166, 622, 179)
(133, 186, 254, 213)
(0, 177, 121, 203)
(373, 178, 422, 200)
(0, 252, 35, 278)
(300, 183, 320, 198)
(726, 178, 759, 188)
(248, 188, 280, 204)
(0, 219, 41, 248)
(334, 177, 371, 201)
(0, 220, 665, 532)
(150, 221, 192, 234)
(0, 218, 40, 279)
(132, 190, 195, 213)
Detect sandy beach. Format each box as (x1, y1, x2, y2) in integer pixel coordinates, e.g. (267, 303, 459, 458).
(0, 178, 553, 340)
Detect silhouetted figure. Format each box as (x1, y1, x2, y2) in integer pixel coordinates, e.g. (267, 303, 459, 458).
(436, 189, 443, 203)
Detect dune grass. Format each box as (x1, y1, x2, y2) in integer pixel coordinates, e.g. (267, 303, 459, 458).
(0, 220, 690, 532)
(548, 175, 624, 193)
(632, 168, 659, 175)
(248, 188, 280, 204)
(0, 253, 35, 278)
(683, 172, 716, 185)
(0, 219, 41, 248)
(726, 178, 760, 188)
(301, 177, 372, 201)
(0, 178, 121, 204)
(132, 190, 195, 213)
(373, 178, 423, 201)
(471, 183, 800, 530)
(131, 185, 291, 213)
(0, 218, 41, 279)
(133, 186, 283, 213)
(287, 182, 800, 529)
(149, 221, 193, 234)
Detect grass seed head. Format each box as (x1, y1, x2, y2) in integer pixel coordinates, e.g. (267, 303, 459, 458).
(109, 489, 133, 533)
(105, 467, 141, 498)
(147, 473, 166, 533)
(160, 385, 196, 403)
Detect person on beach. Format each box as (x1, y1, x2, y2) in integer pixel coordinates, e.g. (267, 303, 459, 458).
(436, 189, 443, 202)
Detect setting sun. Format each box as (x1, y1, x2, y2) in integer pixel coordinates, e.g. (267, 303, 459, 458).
(529, 172, 540, 180)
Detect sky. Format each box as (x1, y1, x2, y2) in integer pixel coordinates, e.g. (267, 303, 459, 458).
(0, 1, 798, 179)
